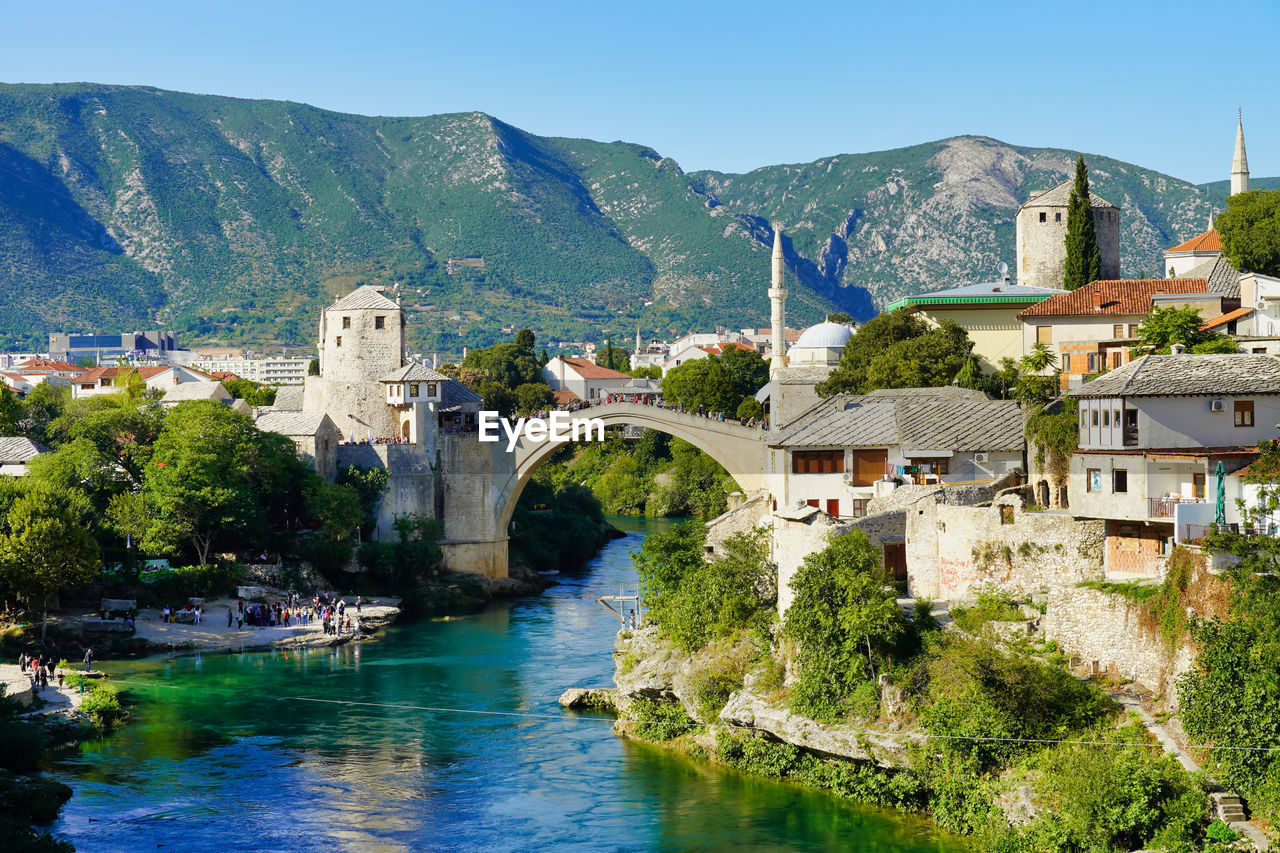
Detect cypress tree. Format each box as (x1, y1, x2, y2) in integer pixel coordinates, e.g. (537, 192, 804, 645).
(1062, 156, 1102, 291)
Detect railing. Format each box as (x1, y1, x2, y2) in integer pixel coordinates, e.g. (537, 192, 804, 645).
(1148, 496, 1203, 518)
(1181, 524, 1214, 544)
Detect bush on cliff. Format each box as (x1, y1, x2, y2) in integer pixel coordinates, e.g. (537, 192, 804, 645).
(633, 523, 771, 651)
(783, 531, 903, 722)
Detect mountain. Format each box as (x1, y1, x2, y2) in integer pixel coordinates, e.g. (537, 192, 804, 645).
(0, 83, 1267, 354)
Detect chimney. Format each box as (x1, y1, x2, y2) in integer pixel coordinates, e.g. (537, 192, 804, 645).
(1171, 343, 1186, 355)
(1091, 289, 1102, 311)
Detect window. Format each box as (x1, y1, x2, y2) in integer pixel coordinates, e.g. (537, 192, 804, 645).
(792, 450, 845, 474)
(850, 499, 868, 518)
(1086, 352, 1099, 373)
(1193, 473, 1206, 500)
(909, 457, 949, 476)
(806, 499, 820, 508)
(1102, 409, 1110, 427)
(1113, 469, 1128, 493)
(826, 499, 840, 516)
(409, 383, 419, 397)
(342, 316, 351, 329)
(375, 316, 385, 330)
(1087, 468, 1102, 492)
(1035, 326, 1052, 346)
(1092, 410, 1099, 427)
(335, 336, 342, 347)
(1055, 212, 1062, 223)
(1080, 411, 1087, 428)
(1039, 211, 1047, 222)
(1113, 409, 1120, 427)
(1113, 324, 1124, 339)
(1235, 400, 1255, 427)
(1111, 351, 1122, 369)
(427, 383, 438, 397)
(1253, 347, 1268, 354)
(1128, 324, 1140, 338)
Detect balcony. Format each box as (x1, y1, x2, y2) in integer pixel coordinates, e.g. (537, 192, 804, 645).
(1149, 496, 1203, 519)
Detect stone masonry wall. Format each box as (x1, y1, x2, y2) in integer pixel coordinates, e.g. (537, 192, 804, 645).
(1043, 586, 1194, 700)
(906, 497, 1104, 601)
(706, 493, 770, 557)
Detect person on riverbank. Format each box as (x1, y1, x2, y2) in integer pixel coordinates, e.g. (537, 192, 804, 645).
(56, 669, 64, 690)
(355, 595, 362, 614)
(83, 648, 93, 671)
(162, 605, 171, 624)
(227, 608, 233, 628)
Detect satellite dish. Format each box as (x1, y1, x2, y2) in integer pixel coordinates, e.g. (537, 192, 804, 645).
(997, 262, 1009, 276)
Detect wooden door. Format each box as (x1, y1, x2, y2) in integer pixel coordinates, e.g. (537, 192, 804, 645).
(825, 499, 839, 516)
(848, 450, 888, 486)
(884, 543, 907, 582)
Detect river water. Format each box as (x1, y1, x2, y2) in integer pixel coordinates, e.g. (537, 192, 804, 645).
(51, 518, 964, 852)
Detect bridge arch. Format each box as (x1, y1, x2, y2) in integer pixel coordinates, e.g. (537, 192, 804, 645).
(493, 402, 768, 532)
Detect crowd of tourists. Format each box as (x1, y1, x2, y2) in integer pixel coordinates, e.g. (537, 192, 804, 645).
(225, 593, 364, 635)
(15, 651, 66, 693)
(530, 392, 768, 429)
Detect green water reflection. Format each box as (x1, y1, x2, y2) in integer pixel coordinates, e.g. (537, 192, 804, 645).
(52, 517, 966, 852)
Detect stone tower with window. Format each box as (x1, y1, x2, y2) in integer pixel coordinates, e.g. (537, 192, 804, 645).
(303, 285, 404, 440)
(1015, 180, 1120, 289)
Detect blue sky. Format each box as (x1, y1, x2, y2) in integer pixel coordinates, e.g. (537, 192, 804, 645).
(3, 0, 1276, 183)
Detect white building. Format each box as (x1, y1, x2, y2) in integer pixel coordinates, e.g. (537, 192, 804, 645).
(542, 356, 631, 402)
(0, 437, 48, 477)
(1066, 351, 1280, 577)
(767, 386, 1024, 519)
(191, 355, 312, 385)
(71, 365, 218, 399)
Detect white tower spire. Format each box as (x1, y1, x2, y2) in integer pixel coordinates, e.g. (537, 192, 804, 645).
(769, 223, 788, 377)
(1231, 109, 1250, 197)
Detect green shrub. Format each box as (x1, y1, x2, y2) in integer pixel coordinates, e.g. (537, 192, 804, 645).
(689, 668, 743, 724)
(628, 699, 696, 742)
(79, 683, 126, 733)
(951, 591, 1023, 634)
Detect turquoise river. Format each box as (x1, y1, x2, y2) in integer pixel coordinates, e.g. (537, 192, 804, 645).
(50, 518, 966, 852)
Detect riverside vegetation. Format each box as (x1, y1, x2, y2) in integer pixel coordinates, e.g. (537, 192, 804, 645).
(618, 523, 1246, 852)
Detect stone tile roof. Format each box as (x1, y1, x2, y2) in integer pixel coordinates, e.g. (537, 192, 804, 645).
(440, 380, 484, 411)
(1019, 180, 1117, 210)
(0, 437, 48, 463)
(161, 381, 231, 403)
(379, 363, 451, 383)
(270, 386, 304, 411)
(775, 391, 1024, 451)
(330, 286, 400, 311)
(1167, 229, 1222, 254)
(1205, 255, 1244, 299)
(256, 412, 337, 437)
(1018, 279, 1209, 318)
(861, 386, 993, 403)
(910, 281, 1066, 299)
(1068, 353, 1280, 398)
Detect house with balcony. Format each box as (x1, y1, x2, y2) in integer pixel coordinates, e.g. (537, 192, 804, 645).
(1066, 351, 1280, 577)
(767, 386, 1024, 519)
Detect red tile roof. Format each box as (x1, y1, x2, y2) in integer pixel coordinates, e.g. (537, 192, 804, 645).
(551, 389, 581, 405)
(1018, 279, 1210, 318)
(698, 342, 757, 355)
(558, 357, 631, 380)
(1167, 229, 1222, 254)
(15, 358, 84, 373)
(1201, 307, 1254, 331)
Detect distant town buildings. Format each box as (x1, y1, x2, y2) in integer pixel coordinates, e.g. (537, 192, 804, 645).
(48, 330, 182, 364)
(188, 355, 312, 385)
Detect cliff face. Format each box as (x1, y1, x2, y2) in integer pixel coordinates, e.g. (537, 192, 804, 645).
(0, 83, 1244, 350)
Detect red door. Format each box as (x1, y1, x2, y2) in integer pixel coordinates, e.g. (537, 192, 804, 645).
(826, 499, 839, 516)
(806, 499, 819, 508)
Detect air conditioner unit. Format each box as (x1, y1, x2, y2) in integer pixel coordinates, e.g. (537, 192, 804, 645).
(842, 472, 853, 484)
(1209, 399, 1226, 413)
(974, 452, 990, 464)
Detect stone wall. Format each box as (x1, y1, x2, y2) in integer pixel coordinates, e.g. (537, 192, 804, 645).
(706, 493, 770, 556)
(906, 497, 1105, 600)
(1043, 586, 1194, 700)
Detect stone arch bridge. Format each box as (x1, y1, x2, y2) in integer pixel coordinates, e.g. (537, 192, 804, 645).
(499, 402, 769, 530)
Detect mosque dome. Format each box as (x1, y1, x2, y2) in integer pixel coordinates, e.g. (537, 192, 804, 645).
(793, 321, 854, 350)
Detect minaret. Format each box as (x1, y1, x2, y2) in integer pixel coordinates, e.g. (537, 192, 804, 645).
(635, 325, 642, 356)
(769, 223, 788, 376)
(1231, 109, 1250, 197)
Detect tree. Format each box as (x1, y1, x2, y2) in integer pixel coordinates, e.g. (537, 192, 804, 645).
(662, 357, 737, 413)
(515, 382, 554, 415)
(222, 377, 277, 407)
(783, 531, 902, 720)
(0, 384, 20, 435)
(1136, 305, 1239, 355)
(307, 358, 320, 376)
(514, 328, 536, 352)
(596, 340, 630, 372)
(1216, 189, 1280, 277)
(141, 402, 272, 564)
(629, 365, 662, 380)
(1015, 341, 1060, 406)
(825, 312, 855, 325)
(817, 310, 973, 396)
(0, 484, 100, 639)
(1063, 156, 1102, 291)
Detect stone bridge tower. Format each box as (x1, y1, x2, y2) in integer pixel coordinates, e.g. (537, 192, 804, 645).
(303, 286, 404, 441)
